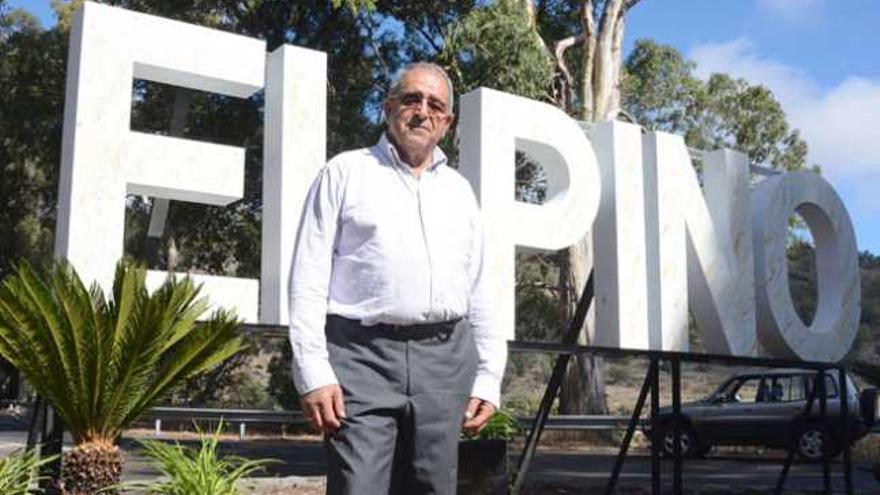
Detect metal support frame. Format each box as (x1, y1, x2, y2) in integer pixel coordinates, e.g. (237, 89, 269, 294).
(20, 265, 855, 495)
(604, 359, 657, 495)
(510, 271, 595, 495)
(671, 359, 682, 494)
(23, 397, 67, 495)
(509, 275, 856, 495)
(840, 368, 853, 494)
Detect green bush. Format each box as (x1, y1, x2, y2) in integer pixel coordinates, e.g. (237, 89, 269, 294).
(463, 408, 524, 442)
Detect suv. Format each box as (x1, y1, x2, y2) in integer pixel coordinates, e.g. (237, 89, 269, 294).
(646, 369, 877, 461)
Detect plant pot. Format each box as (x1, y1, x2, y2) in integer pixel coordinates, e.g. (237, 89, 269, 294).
(457, 439, 508, 495)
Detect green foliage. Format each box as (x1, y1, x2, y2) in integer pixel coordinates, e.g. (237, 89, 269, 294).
(440, 0, 554, 103)
(0, 7, 66, 280)
(331, 0, 377, 14)
(133, 425, 276, 495)
(622, 39, 702, 135)
(266, 340, 300, 410)
(461, 408, 523, 442)
(0, 260, 245, 444)
(623, 39, 810, 171)
(0, 449, 57, 495)
(515, 254, 566, 342)
(787, 240, 818, 326)
(164, 335, 272, 409)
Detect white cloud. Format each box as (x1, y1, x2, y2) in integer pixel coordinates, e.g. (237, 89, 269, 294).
(756, 0, 825, 25)
(688, 38, 880, 186)
(689, 38, 813, 104)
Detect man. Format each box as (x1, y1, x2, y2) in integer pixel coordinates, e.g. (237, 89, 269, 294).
(288, 62, 507, 494)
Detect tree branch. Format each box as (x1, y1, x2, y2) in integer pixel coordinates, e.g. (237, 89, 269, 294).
(606, 11, 626, 119)
(592, 0, 625, 121)
(623, 0, 644, 12)
(523, 0, 538, 29)
(413, 22, 443, 55)
(579, 0, 597, 120)
(553, 34, 583, 109)
(357, 12, 391, 83)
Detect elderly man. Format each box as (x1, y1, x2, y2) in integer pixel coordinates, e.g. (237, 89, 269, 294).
(288, 62, 507, 494)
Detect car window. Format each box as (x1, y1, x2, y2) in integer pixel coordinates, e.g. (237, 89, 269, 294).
(802, 374, 839, 399)
(733, 377, 763, 403)
(784, 376, 805, 401)
(765, 376, 798, 402)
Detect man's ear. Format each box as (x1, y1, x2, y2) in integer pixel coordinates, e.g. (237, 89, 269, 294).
(440, 112, 455, 135)
(383, 100, 393, 121)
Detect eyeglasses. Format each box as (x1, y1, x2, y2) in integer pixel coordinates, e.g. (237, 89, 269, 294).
(391, 91, 449, 118)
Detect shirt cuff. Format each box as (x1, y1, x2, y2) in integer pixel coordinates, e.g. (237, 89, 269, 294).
(292, 358, 339, 396)
(470, 372, 502, 409)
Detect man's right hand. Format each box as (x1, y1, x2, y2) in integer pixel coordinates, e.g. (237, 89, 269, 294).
(300, 384, 346, 434)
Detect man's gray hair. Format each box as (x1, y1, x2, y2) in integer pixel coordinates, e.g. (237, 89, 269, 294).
(387, 62, 454, 112)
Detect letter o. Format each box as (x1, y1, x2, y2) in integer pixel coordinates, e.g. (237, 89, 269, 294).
(751, 171, 860, 362)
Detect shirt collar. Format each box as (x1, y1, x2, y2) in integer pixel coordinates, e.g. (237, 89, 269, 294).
(376, 133, 447, 176)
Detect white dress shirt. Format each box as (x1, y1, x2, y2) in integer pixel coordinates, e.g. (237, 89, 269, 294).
(288, 134, 506, 406)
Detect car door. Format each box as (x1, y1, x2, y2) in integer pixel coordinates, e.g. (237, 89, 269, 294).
(750, 375, 805, 447)
(699, 376, 765, 445)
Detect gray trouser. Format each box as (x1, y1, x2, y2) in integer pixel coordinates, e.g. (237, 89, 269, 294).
(324, 315, 478, 495)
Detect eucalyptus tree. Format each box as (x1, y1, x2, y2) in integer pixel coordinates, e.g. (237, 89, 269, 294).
(441, 0, 645, 416)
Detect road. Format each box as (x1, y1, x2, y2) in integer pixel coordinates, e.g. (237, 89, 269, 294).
(2, 419, 879, 493)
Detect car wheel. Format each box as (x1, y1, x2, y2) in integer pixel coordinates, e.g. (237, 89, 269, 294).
(661, 423, 697, 458)
(796, 424, 834, 462)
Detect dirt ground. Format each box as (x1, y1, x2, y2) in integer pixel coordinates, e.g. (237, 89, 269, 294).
(241, 477, 325, 495)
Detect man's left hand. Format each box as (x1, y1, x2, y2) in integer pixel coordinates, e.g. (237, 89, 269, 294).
(462, 397, 496, 434)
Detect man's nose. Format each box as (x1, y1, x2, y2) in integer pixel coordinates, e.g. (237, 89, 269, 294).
(413, 98, 430, 116)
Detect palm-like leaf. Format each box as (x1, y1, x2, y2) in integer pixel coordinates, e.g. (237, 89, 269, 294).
(0, 260, 245, 444)
(0, 449, 57, 494)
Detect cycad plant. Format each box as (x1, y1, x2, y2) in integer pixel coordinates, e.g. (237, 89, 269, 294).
(133, 424, 276, 495)
(0, 449, 57, 495)
(0, 261, 245, 494)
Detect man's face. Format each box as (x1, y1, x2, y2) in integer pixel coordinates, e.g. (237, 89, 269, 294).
(384, 69, 454, 156)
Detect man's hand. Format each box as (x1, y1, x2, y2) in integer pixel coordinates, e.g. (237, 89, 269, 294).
(462, 397, 496, 434)
(300, 384, 346, 434)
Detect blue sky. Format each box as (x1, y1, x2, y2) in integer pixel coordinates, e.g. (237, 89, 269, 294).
(627, 0, 880, 254)
(8, 0, 880, 253)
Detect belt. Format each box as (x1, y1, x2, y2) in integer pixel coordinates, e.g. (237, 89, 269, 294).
(328, 314, 461, 340)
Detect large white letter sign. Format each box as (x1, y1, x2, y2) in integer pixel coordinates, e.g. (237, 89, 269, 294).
(56, 2, 265, 320)
(589, 121, 651, 349)
(752, 172, 860, 362)
(457, 88, 601, 341)
(261, 46, 327, 325)
(644, 132, 756, 355)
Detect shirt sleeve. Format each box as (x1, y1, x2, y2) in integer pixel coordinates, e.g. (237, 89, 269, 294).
(466, 210, 507, 408)
(288, 163, 343, 396)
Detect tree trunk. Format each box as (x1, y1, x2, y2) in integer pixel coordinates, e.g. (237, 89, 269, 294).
(559, 232, 607, 420)
(145, 88, 193, 268)
(555, 0, 640, 423)
(61, 441, 123, 495)
(526, 0, 642, 423)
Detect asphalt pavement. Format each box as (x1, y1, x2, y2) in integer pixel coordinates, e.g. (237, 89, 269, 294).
(2, 411, 879, 494)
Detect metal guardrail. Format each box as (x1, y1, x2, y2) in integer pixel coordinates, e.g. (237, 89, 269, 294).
(144, 407, 635, 430)
(147, 406, 306, 425)
(145, 406, 308, 440)
(141, 407, 645, 437)
(519, 415, 642, 431)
